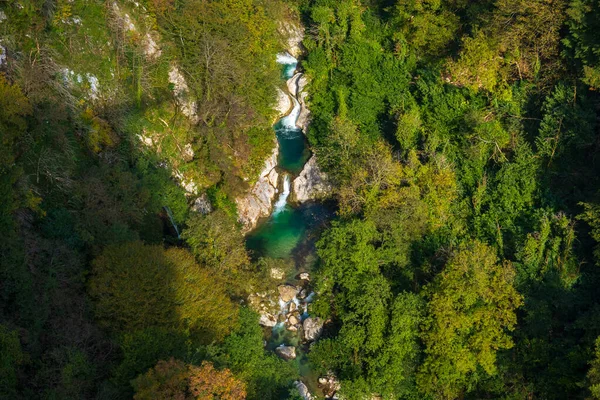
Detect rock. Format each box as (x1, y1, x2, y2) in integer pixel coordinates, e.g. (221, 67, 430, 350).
(298, 289, 307, 299)
(299, 272, 310, 281)
(292, 156, 332, 203)
(318, 377, 328, 385)
(275, 345, 296, 360)
(277, 21, 304, 58)
(276, 87, 292, 118)
(270, 268, 285, 280)
(296, 74, 311, 133)
(259, 313, 277, 327)
(288, 314, 299, 325)
(235, 142, 279, 232)
(287, 324, 298, 332)
(303, 317, 324, 342)
(191, 194, 212, 215)
(182, 143, 194, 161)
(288, 302, 297, 313)
(278, 284, 298, 302)
(168, 65, 197, 122)
(294, 381, 315, 400)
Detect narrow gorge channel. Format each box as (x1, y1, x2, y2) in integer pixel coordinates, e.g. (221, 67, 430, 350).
(245, 53, 338, 399)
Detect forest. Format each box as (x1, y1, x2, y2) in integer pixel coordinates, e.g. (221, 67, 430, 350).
(1, 0, 600, 399)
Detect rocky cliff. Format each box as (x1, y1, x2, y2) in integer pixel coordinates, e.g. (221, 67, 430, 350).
(235, 142, 280, 232)
(291, 155, 332, 203)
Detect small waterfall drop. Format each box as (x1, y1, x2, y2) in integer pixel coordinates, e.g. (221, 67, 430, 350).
(280, 96, 300, 129)
(163, 206, 180, 238)
(276, 52, 298, 65)
(273, 174, 291, 214)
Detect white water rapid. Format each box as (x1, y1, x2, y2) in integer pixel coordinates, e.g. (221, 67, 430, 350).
(276, 52, 298, 65)
(273, 174, 291, 214)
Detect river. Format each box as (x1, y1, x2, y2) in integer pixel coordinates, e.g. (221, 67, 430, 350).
(245, 53, 336, 399)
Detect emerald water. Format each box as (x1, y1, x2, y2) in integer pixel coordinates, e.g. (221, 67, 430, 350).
(246, 53, 324, 261)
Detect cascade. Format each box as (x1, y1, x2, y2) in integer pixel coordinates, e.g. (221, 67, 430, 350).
(273, 174, 291, 214)
(163, 206, 180, 238)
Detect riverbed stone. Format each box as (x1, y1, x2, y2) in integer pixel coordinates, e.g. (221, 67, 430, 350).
(259, 313, 277, 327)
(275, 345, 296, 360)
(288, 301, 297, 313)
(288, 314, 299, 326)
(303, 317, 324, 342)
(278, 284, 298, 302)
(295, 381, 314, 400)
(299, 272, 310, 281)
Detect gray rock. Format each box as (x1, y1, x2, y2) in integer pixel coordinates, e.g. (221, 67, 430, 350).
(299, 272, 310, 281)
(235, 142, 279, 232)
(278, 284, 298, 302)
(275, 345, 296, 360)
(292, 156, 332, 203)
(288, 302, 297, 313)
(288, 314, 299, 326)
(303, 317, 324, 342)
(294, 381, 314, 400)
(191, 194, 212, 215)
(258, 313, 277, 327)
(270, 268, 285, 280)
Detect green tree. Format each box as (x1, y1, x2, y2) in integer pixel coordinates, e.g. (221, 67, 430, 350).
(88, 241, 237, 341)
(417, 241, 523, 398)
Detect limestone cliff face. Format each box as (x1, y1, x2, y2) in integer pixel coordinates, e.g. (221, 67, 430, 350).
(291, 155, 331, 203)
(278, 20, 304, 58)
(235, 142, 280, 232)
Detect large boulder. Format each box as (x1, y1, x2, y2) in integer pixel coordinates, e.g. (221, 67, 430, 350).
(278, 284, 299, 302)
(303, 317, 324, 342)
(275, 345, 296, 360)
(292, 156, 332, 203)
(295, 381, 314, 400)
(259, 313, 277, 327)
(235, 142, 279, 232)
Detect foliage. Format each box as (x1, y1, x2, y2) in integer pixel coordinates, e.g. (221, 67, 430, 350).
(132, 358, 246, 400)
(88, 241, 237, 341)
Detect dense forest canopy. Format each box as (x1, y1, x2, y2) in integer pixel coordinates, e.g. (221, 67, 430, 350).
(1, 0, 600, 399)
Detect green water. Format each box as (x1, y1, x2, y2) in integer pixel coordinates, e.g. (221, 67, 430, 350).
(275, 122, 311, 174)
(246, 202, 333, 260)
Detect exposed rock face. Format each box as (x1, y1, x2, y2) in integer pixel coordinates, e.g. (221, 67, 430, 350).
(278, 284, 299, 302)
(292, 156, 332, 203)
(303, 317, 324, 342)
(168, 65, 197, 122)
(295, 381, 315, 400)
(278, 20, 304, 58)
(275, 345, 296, 360)
(235, 142, 279, 232)
(191, 194, 212, 215)
(276, 87, 292, 118)
(296, 74, 311, 133)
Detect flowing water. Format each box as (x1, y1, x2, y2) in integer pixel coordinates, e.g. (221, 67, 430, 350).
(246, 53, 326, 261)
(245, 53, 335, 398)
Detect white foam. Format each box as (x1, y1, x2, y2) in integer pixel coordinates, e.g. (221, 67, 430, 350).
(276, 52, 298, 65)
(273, 174, 290, 214)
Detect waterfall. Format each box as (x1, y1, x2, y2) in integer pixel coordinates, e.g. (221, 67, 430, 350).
(276, 52, 298, 65)
(273, 174, 291, 214)
(280, 96, 300, 129)
(163, 206, 180, 238)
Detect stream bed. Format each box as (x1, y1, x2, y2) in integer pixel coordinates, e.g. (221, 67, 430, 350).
(245, 53, 336, 399)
